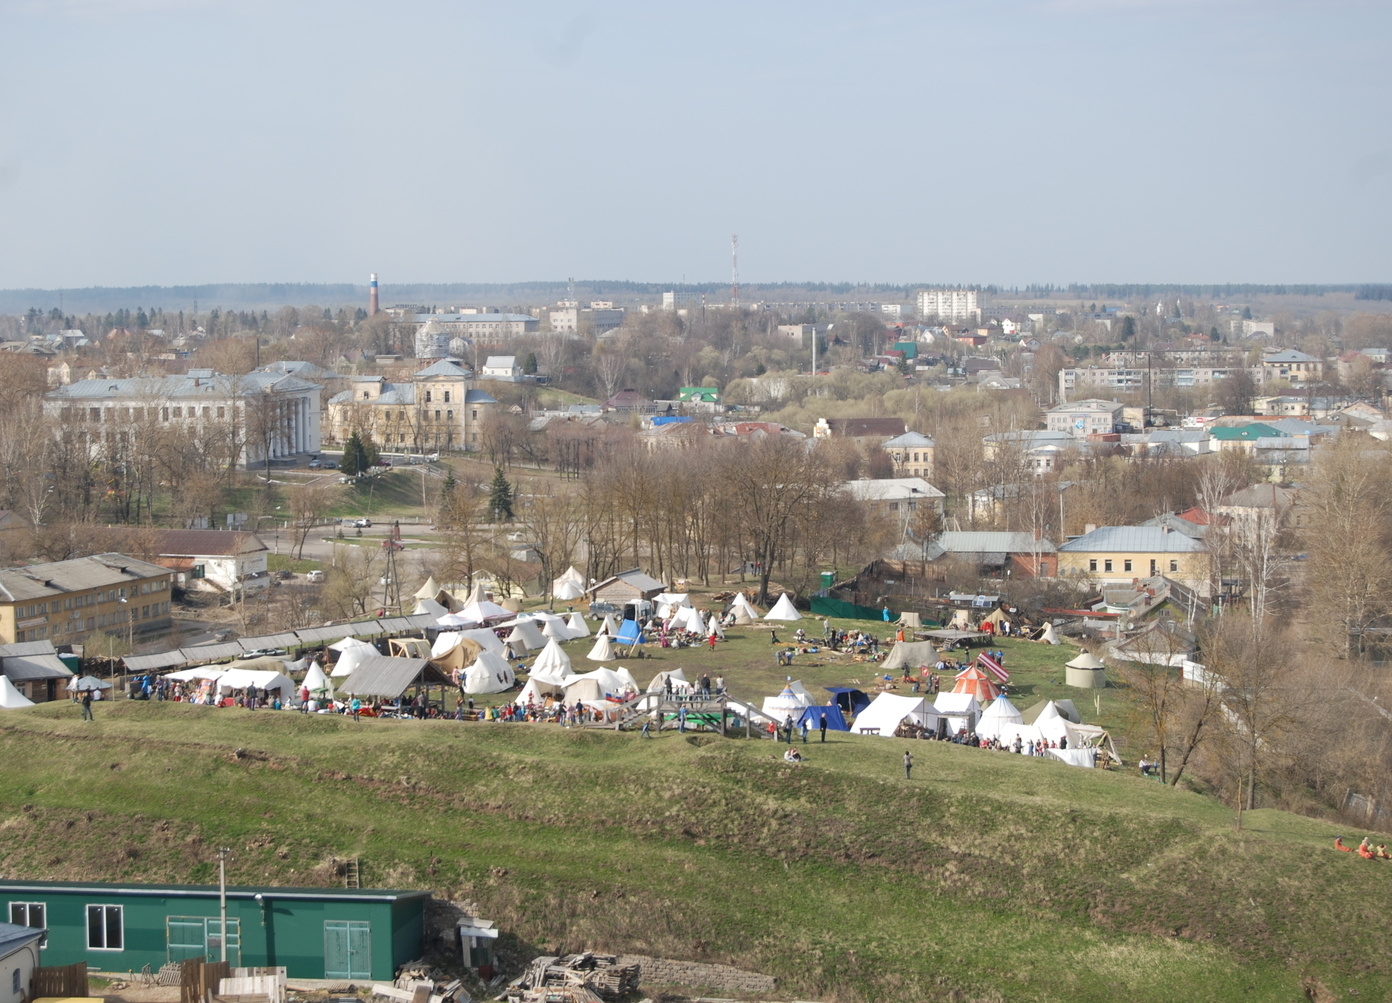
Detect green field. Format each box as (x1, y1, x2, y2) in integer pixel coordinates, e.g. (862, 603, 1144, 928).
(2, 622, 1389, 1003)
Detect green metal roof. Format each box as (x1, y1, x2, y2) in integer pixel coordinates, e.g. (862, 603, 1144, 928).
(1209, 423, 1283, 440)
(0, 879, 429, 903)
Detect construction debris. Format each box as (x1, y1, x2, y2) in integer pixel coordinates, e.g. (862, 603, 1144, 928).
(501, 954, 641, 1003)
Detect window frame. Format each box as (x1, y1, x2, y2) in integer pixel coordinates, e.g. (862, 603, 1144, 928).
(9, 901, 47, 948)
(87, 904, 124, 951)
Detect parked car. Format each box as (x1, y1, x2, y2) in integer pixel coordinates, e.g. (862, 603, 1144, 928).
(306, 569, 325, 583)
(244, 647, 287, 658)
(308, 457, 321, 468)
(323, 460, 338, 469)
(353, 518, 372, 528)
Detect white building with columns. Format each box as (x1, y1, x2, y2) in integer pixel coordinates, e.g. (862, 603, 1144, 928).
(45, 369, 322, 468)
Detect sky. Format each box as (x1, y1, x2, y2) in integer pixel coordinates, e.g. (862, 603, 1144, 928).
(1, 0, 1390, 289)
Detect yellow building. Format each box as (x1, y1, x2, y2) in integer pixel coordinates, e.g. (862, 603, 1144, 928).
(325, 359, 497, 453)
(0, 553, 173, 647)
(882, 431, 936, 479)
(1056, 526, 1207, 586)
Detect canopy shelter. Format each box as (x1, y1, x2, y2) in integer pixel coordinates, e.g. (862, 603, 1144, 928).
(1029, 622, 1061, 645)
(851, 693, 937, 735)
(764, 593, 802, 621)
(504, 620, 546, 653)
(921, 629, 988, 644)
(880, 640, 939, 672)
(462, 599, 513, 624)
(463, 651, 516, 694)
(338, 655, 450, 699)
(586, 634, 616, 661)
(565, 612, 590, 639)
(645, 668, 692, 695)
(975, 695, 1024, 740)
(329, 637, 379, 678)
(824, 686, 870, 717)
(528, 638, 574, 685)
(952, 665, 1001, 703)
(67, 675, 113, 692)
(302, 663, 334, 697)
(797, 703, 849, 732)
(0, 675, 34, 708)
(388, 637, 432, 659)
(933, 691, 981, 736)
(429, 633, 485, 674)
(563, 667, 637, 704)
(216, 668, 296, 702)
(165, 665, 225, 682)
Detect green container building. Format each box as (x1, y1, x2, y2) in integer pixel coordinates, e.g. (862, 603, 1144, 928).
(0, 881, 427, 981)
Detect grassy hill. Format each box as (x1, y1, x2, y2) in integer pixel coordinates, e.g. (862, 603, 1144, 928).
(1, 685, 1389, 1002)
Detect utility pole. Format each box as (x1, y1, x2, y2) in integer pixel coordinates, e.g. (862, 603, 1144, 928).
(217, 847, 232, 961)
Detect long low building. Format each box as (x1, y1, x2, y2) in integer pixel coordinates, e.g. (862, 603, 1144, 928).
(0, 879, 426, 980)
(0, 553, 173, 647)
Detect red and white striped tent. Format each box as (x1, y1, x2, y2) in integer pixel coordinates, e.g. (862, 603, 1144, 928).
(952, 665, 1001, 702)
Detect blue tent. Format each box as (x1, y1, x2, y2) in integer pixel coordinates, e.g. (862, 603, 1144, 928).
(798, 704, 849, 731)
(615, 619, 646, 645)
(824, 686, 870, 716)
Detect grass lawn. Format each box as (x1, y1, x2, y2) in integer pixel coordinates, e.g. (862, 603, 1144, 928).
(266, 553, 325, 574)
(0, 695, 1386, 1003)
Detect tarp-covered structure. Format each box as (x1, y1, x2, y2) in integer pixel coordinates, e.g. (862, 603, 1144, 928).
(797, 703, 849, 731)
(880, 640, 938, 672)
(824, 686, 870, 717)
(851, 693, 936, 735)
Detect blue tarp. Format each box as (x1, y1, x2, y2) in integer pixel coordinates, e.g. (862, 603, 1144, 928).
(824, 686, 870, 716)
(798, 704, 850, 731)
(650, 416, 694, 426)
(615, 619, 646, 645)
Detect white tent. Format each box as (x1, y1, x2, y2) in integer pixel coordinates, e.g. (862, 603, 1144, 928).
(458, 628, 505, 655)
(563, 667, 635, 703)
(850, 693, 936, 735)
(463, 651, 516, 694)
(706, 614, 724, 639)
(330, 638, 379, 677)
(165, 665, 225, 682)
(302, 664, 334, 696)
(216, 668, 296, 701)
(1066, 651, 1105, 669)
(654, 593, 690, 618)
(461, 599, 512, 623)
(880, 640, 938, 672)
(1039, 622, 1060, 645)
(1034, 701, 1072, 744)
(541, 616, 570, 641)
(1046, 747, 1096, 768)
(528, 638, 574, 685)
(599, 613, 619, 637)
(934, 691, 981, 735)
(586, 634, 616, 661)
(729, 592, 760, 618)
(612, 666, 640, 692)
(565, 612, 591, 639)
(515, 676, 565, 706)
(670, 605, 706, 633)
(552, 566, 585, 594)
(553, 580, 585, 601)
(764, 593, 802, 621)
(431, 632, 464, 658)
(996, 722, 1046, 749)
(646, 668, 692, 695)
(0, 675, 34, 708)
(437, 612, 474, 627)
(413, 597, 449, 619)
(67, 675, 112, 692)
(975, 695, 1024, 740)
(761, 680, 813, 720)
(504, 620, 546, 652)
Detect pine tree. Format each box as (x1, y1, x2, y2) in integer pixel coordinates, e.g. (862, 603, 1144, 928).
(342, 431, 366, 475)
(523, 352, 538, 375)
(488, 467, 514, 521)
(440, 469, 457, 506)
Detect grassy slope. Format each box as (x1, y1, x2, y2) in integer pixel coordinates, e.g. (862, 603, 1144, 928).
(1, 673, 1388, 1002)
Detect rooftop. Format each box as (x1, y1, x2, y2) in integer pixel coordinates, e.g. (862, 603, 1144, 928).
(884, 431, 936, 448)
(49, 372, 321, 401)
(1058, 526, 1206, 554)
(0, 553, 171, 603)
(936, 531, 1057, 554)
(844, 478, 946, 502)
(0, 878, 430, 903)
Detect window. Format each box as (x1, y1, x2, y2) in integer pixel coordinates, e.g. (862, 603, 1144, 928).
(435, 410, 441, 421)
(1103, 560, 1113, 572)
(471, 409, 478, 420)
(12, 968, 18, 995)
(1150, 559, 1158, 574)
(443, 391, 451, 403)
(1169, 560, 1178, 572)
(10, 902, 47, 947)
(1123, 560, 1132, 572)
(446, 410, 453, 421)
(217, 407, 225, 419)
(425, 391, 432, 403)
(88, 905, 123, 950)
(1089, 560, 1097, 572)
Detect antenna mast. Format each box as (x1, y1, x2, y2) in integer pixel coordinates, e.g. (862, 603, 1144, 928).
(731, 234, 739, 309)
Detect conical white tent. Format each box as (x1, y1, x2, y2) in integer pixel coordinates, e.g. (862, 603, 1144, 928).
(729, 592, 760, 618)
(761, 681, 813, 720)
(599, 614, 619, 637)
(553, 580, 585, 601)
(706, 614, 724, 639)
(541, 616, 569, 641)
(504, 620, 546, 652)
(0, 675, 34, 708)
(1066, 651, 1105, 669)
(413, 597, 449, 619)
(1040, 623, 1060, 645)
(764, 593, 802, 621)
(459, 627, 506, 655)
(564, 667, 630, 703)
(655, 593, 690, 618)
(302, 664, 334, 697)
(671, 606, 705, 632)
(646, 668, 691, 694)
(586, 634, 616, 661)
(613, 666, 639, 692)
(330, 638, 378, 677)
(1034, 701, 1071, 743)
(528, 637, 574, 685)
(515, 676, 565, 706)
(414, 575, 441, 601)
(464, 651, 516, 694)
(564, 612, 590, 639)
(976, 695, 1024, 740)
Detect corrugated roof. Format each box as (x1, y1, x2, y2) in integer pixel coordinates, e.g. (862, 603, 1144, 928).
(179, 641, 244, 661)
(845, 478, 945, 502)
(143, 530, 268, 557)
(0, 921, 45, 956)
(0, 879, 429, 902)
(883, 431, 936, 447)
(339, 655, 446, 698)
(413, 359, 473, 379)
(1210, 423, 1283, 440)
(0, 640, 58, 658)
(125, 651, 189, 672)
(1058, 527, 1206, 553)
(937, 532, 1057, 554)
(1, 653, 72, 682)
(0, 553, 170, 602)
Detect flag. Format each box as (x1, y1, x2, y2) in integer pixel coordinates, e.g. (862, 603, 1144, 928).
(978, 652, 1009, 684)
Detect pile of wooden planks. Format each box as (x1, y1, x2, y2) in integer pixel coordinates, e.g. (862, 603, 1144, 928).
(501, 954, 640, 1003)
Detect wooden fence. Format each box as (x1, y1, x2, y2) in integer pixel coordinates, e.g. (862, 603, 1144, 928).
(181, 959, 231, 1003)
(31, 962, 89, 998)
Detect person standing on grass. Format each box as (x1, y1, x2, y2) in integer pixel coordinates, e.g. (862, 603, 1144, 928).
(800, 717, 810, 744)
(350, 697, 361, 722)
(903, 749, 913, 779)
(820, 714, 828, 743)
(81, 688, 94, 722)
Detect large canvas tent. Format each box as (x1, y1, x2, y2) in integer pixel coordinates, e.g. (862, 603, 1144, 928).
(880, 640, 938, 672)
(764, 593, 802, 621)
(463, 651, 516, 694)
(645, 669, 692, 695)
(933, 691, 981, 735)
(654, 593, 690, 618)
(553, 579, 585, 601)
(762, 681, 813, 720)
(851, 693, 936, 735)
(586, 634, 616, 661)
(797, 703, 849, 732)
(552, 566, 585, 598)
(824, 686, 870, 717)
(952, 665, 1001, 702)
(563, 667, 636, 704)
(329, 637, 379, 677)
(1022, 698, 1081, 725)
(216, 668, 296, 701)
(504, 620, 546, 653)
(0, 675, 35, 707)
(527, 638, 574, 685)
(565, 612, 591, 639)
(669, 605, 706, 633)
(728, 593, 760, 619)
(430, 633, 485, 674)
(975, 695, 1024, 740)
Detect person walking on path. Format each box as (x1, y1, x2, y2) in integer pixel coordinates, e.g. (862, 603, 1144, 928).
(81, 689, 94, 722)
(903, 749, 913, 779)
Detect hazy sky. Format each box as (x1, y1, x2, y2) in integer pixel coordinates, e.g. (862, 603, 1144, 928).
(2, 0, 1389, 288)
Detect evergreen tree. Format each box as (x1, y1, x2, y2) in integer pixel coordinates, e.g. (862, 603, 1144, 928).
(523, 352, 538, 374)
(342, 430, 366, 475)
(440, 468, 457, 504)
(488, 467, 514, 521)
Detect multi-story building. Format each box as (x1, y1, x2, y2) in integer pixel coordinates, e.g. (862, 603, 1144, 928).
(410, 311, 539, 341)
(1058, 364, 1237, 401)
(0, 553, 173, 646)
(1258, 349, 1323, 387)
(882, 431, 936, 479)
(325, 359, 496, 453)
(916, 289, 981, 323)
(1045, 399, 1124, 438)
(661, 291, 702, 312)
(44, 370, 322, 467)
(550, 302, 625, 333)
(1057, 526, 1207, 586)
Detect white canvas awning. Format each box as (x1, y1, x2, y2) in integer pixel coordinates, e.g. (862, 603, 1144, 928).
(851, 693, 936, 735)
